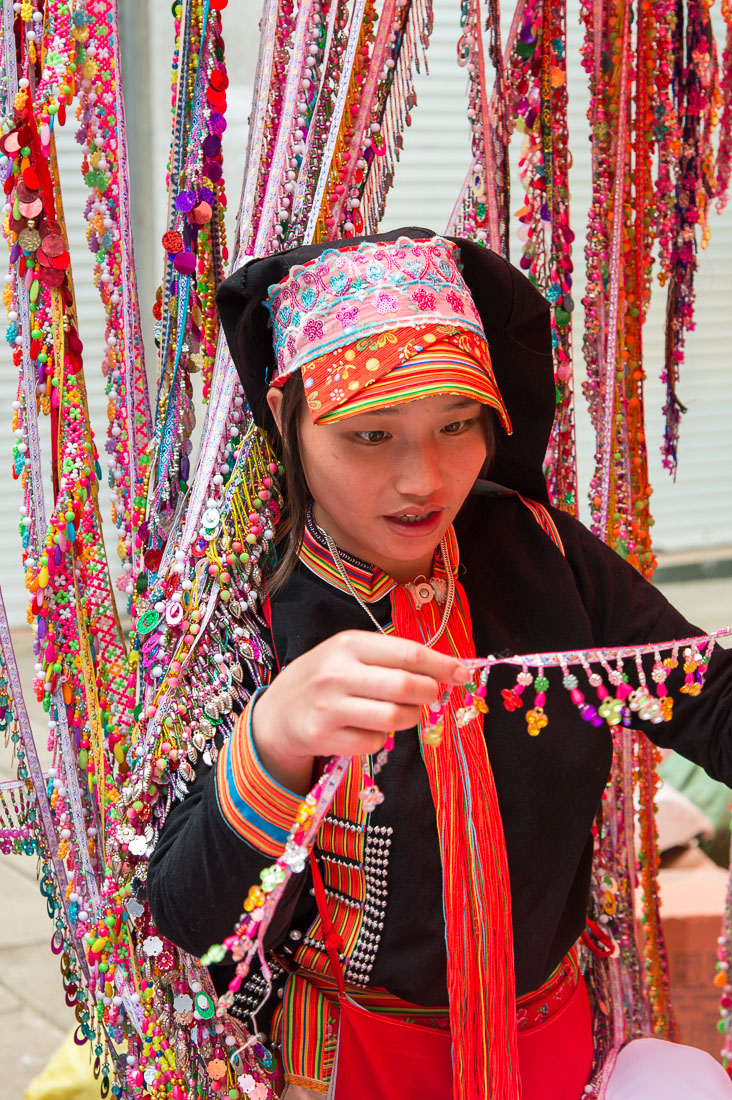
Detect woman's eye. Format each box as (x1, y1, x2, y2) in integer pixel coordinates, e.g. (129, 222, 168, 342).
(442, 418, 475, 434)
(355, 430, 389, 444)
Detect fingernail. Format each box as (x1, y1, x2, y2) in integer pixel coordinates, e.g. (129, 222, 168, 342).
(452, 665, 471, 684)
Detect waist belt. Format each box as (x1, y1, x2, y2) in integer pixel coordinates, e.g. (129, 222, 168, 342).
(273, 945, 581, 1091)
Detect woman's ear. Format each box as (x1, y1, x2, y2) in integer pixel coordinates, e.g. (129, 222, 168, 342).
(266, 386, 284, 433)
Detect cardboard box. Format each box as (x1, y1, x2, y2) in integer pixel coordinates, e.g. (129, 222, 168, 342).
(656, 847, 729, 1058)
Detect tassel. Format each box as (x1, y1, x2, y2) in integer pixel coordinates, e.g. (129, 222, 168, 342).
(390, 530, 520, 1099)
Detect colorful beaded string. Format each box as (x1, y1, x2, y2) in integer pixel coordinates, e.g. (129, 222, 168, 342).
(214, 630, 727, 1000)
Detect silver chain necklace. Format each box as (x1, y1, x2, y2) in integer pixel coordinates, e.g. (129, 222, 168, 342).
(320, 528, 456, 648)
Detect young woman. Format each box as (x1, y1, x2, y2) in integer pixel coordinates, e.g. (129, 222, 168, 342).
(148, 230, 732, 1099)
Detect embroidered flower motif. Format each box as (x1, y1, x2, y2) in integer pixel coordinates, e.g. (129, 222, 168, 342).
(336, 304, 359, 327)
(286, 333, 296, 357)
(330, 272, 348, 294)
(365, 261, 386, 283)
(412, 288, 436, 311)
(329, 386, 345, 403)
(303, 318, 323, 342)
(445, 290, 465, 314)
(374, 291, 398, 313)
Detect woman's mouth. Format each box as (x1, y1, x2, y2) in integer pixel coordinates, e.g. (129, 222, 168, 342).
(384, 510, 442, 535)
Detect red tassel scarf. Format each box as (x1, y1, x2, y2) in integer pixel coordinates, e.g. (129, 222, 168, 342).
(390, 530, 520, 1100)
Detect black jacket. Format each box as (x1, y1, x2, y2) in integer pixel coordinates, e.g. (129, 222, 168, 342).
(148, 488, 732, 1003)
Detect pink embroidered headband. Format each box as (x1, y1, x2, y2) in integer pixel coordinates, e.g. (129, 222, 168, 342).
(263, 235, 511, 430)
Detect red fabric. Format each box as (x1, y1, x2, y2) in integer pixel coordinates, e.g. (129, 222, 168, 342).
(391, 563, 518, 1099)
(331, 998, 452, 1100)
(330, 973, 592, 1100)
(517, 973, 593, 1100)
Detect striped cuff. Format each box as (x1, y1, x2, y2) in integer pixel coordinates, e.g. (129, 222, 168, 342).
(216, 689, 303, 857)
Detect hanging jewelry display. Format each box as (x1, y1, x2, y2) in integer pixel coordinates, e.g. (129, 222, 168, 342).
(657, 0, 722, 477)
(2, 1, 732, 1097)
(512, 0, 577, 515)
(74, 0, 153, 591)
(146, 0, 230, 556)
(581, 0, 656, 578)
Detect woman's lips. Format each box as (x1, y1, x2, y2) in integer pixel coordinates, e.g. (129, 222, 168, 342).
(383, 510, 442, 536)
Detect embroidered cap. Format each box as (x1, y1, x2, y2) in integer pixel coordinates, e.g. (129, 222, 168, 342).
(215, 227, 555, 501)
(263, 235, 511, 430)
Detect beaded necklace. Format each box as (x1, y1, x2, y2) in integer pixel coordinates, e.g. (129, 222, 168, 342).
(322, 527, 456, 647)
(149, 0, 229, 546)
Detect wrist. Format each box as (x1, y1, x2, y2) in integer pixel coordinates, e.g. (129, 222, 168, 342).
(250, 686, 315, 795)
(216, 693, 306, 857)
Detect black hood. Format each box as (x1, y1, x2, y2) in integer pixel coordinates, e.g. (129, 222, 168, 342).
(215, 228, 555, 502)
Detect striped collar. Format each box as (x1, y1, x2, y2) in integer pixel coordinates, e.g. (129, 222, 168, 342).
(298, 505, 459, 604)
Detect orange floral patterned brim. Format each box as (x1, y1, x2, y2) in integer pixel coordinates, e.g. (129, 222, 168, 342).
(273, 324, 512, 433)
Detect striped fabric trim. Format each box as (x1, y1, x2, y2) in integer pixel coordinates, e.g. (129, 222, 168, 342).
(215, 691, 303, 857)
(517, 495, 565, 554)
(295, 761, 370, 976)
(298, 518, 396, 603)
(317, 339, 512, 434)
(275, 970, 340, 1086)
(298, 512, 459, 606)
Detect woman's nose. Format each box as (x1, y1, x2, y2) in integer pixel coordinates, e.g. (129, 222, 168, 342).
(393, 441, 443, 498)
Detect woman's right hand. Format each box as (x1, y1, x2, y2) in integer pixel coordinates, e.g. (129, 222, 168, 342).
(250, 629, 468, 794)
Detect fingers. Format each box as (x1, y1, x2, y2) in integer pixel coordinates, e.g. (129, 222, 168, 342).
(346, 665, 443, 708)
(333, 728, 395, 756)
(335, 630, 469, 685)
(329, 695, 423, 736)
(299, 692, 419, 757)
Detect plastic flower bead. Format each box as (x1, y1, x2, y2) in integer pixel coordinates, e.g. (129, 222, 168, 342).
(282, 841, 309, 872)
(358, 775, 385, 811)
(680, 680, 702, 697)
(359, 786, 385, 812)
(525, 706, 548, 736)
(243, 885, 265, 912)
(501, 688, 523, 712)
(424, 695, 447, 740)
(598, 697, 623, 726)
(259, 864, 286, 892)
(201, 942, 227, 965)
(628, 687, 651, 713)
(455, 703, 478, 726)
(422, 720, 444, 744)
(295, 794, 316, 826)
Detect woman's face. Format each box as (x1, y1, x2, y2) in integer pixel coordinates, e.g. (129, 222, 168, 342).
(268, 387, 489, 582)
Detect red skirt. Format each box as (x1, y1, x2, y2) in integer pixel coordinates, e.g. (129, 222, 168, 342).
(328, 959, 593, 1100)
